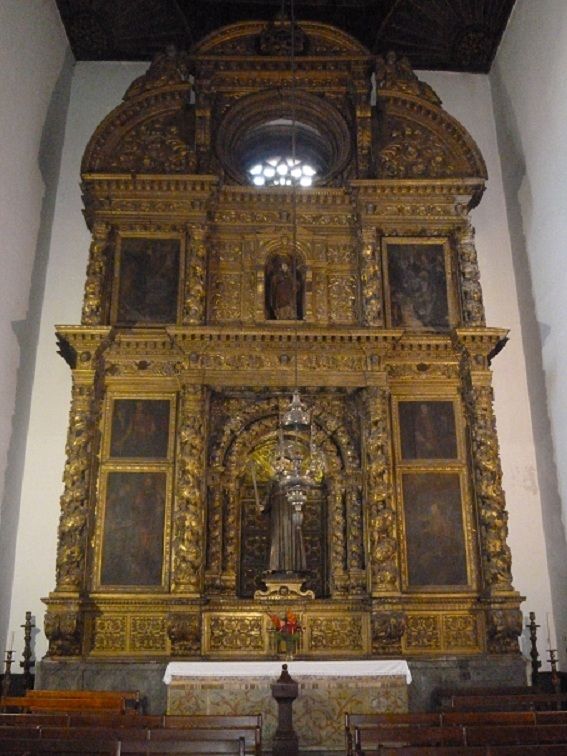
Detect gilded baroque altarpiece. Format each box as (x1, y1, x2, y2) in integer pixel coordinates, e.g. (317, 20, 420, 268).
(43, 21, 523, 662)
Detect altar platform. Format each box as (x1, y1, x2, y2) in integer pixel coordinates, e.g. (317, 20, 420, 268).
(164, 660, 411, 751)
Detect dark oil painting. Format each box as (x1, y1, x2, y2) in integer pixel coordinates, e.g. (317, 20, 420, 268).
(116, 237, 180, 324)
(403, 472, 468, 587)
(399, 401, 457, 460)
(387, 243, 449, 328)
(110, 399, 170, 458)
(100, 471, 166, 587)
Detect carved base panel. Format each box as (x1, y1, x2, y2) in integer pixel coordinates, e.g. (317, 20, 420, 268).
(43, 594, 525, 661)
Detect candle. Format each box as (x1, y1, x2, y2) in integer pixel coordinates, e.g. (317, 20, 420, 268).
(546, 613, 552, 649)
(9, 631, 14, 651)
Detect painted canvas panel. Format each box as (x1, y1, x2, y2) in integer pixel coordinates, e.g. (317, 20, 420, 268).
(399, 401, 457, 460)
(110, 399, 170, 458)
(100, 471, 166, 586)
(387, 243, 449, 328)
(403, 472, 468, 586)
(116, 237, 180, 324)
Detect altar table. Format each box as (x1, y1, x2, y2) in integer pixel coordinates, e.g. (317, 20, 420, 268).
(164, 660, 411, 751)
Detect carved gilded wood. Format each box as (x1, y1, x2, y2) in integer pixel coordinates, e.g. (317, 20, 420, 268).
(43, 21, 522, 660)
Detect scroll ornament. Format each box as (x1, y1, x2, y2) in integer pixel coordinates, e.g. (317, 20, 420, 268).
(44, 611, 82, 657)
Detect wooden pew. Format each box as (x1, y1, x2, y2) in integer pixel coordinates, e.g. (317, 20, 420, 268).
(68, 713, 162, 728)
(354, 724, 465, 753)
(150, 726, 260, 754)
(465, 723, 567, 746)
(118, 739, 246, 755)
(24, 690, 141, 713)
(441, 710, 535, 726)
(0, 713, 71, 727)
(0, 737, 119, 754)
(345, 712, 441, 755)
(163, 715, 262, 755)
(446, 693, 567, 711)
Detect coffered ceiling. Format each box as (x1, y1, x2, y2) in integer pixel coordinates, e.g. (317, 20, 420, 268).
(55, 0, 516, 73)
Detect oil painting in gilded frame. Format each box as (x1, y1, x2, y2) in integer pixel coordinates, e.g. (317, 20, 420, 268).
(383, 239, 453, 329)
(398, 400, 458, 460)
(110, 399, 171, 459)
(113, 236, 181, 325)
(100, 471, 166, 587)
(402, 472, 468, 587)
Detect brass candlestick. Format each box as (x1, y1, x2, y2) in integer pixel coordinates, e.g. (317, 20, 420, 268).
(19, 611, 35, 690)
(528, 612, 541, 687)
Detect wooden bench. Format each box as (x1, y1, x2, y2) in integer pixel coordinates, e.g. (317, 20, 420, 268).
(68, 713, 162, 728)
(445, 693, 567, 711)
(0, 737, 119, 754)
(24, 690, 141, 713)
(0, 713, 71, 727)
(441, 710, 536, 726)
(465, 723, 567, 746)
(345, 712, 442, 755)
(150, 726, 260, 754)
(164, 714, 262, 730)
(118, 739, 246, 755)
(354, 724, 465, 753)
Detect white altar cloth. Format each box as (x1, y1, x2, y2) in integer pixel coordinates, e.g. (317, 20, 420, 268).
(163, 659, 411, 685)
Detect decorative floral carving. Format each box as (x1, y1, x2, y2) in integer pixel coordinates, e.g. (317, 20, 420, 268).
(360, 229, 383, 325)
(487, 608, 523, 654)
(45, 611, 83, 657)
(172, 385, 206, 593)
(371, 611, 406, 655)
(456, 222, 486, 326)
(55, 382, 97, 592)
(92, 617, 127, 653)
(209, 617, 264, 651)
(465, 381, 514, 591)
(183, 225, 207, 324)
(375, 52, 441, 106)
(130, 617, 167, 652)
(309, 616, 363, 651)
(378, 117, 455, 179)
(365, 388, 399, 591)
(443, 615, 478, 649)
(81, 221, 110, 326)
(405, 615, 441, 649)
(167, 614, 201, 656)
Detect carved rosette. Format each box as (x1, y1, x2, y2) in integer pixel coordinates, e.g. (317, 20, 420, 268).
(365, 387, 399, 593)
(172, 385, 206, 593)
(55, 380, 97, 592)
(371, 611, 406, 655)
(360, 228, 383, 326)
(455, 222, 486, 326)
(81, 221, 110, 326)
(183, 225, 208, 324)
(167, 613, 201, 657)
(466, 381, 514, 592)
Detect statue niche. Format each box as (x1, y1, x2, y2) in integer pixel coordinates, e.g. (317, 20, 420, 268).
(265, 254, 304, 320)
(238, 437, 329, 599)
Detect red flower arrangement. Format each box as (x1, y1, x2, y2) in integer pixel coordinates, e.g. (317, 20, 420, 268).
(268, 610, 302, 655)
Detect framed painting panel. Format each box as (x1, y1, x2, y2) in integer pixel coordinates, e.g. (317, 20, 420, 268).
(109, 398, 171, 459)
(383, 238, 456, 329)
(398, 400, 458, 460)
(99, 471, 167, 588)
(112, 236, 182, 325)
(402, 472, 469, 588)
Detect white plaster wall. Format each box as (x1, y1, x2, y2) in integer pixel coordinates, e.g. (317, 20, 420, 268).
(0, 0, 71, 654)
(8, 59, 556, 665)
(8, 62, 147, 659)
(490, 0, 567, 666)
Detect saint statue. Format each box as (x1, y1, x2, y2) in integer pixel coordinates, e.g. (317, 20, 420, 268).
(265, 256, 303, 320)
(261, 478, 307, 573)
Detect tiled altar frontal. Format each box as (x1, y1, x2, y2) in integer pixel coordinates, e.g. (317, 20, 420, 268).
(166, 662, 409, 751)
